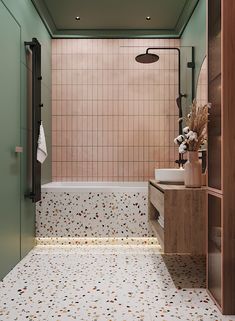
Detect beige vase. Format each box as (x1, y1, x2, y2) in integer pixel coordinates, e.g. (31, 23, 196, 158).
(184, 151, 202, 188)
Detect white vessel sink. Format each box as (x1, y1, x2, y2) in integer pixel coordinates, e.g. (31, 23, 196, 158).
(155, 168, 185, 183)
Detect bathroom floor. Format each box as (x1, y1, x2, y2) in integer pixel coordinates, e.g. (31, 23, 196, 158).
(0, 245, 234, 321)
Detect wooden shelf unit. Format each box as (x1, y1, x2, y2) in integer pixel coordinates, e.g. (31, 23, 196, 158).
(207, 0, 235, 314)
(148, 180, 206, 255)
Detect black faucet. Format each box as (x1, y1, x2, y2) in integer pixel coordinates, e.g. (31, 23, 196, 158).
(175, 154, 187, 167)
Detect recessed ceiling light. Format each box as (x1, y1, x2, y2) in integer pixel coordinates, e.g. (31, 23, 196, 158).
(146, 16, 151, 21)
(75, 16, 80, 20)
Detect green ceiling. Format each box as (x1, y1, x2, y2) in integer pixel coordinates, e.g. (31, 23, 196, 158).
(32, 0, 200, 38)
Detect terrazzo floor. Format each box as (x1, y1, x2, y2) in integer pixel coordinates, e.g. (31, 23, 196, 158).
(0, 245, 235, 321)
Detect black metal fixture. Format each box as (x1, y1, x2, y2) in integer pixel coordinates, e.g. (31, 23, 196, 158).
(24, 38, 42, 203)
(135, 47, 195, 166)
(135, 47, 187, 133)
(135, 51, 159, 64)
(146, 16, 151, 20)
(75, 16, 80, 20)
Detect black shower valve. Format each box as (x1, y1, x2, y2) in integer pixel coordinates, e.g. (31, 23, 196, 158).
(187, 61, 195, 69)
(175, 158, 187, 166)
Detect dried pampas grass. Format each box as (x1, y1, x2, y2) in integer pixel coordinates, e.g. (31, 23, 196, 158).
(175, 99, 210, 153)
(185, 99, 210, 151)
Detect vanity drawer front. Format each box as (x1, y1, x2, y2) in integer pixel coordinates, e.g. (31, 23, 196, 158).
(150, 185, 164, 216)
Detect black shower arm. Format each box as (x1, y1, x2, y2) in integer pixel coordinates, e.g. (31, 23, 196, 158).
(146, 47, 186, 99)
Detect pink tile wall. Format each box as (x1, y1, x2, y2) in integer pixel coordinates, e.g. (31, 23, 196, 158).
(52, 39, 179, 181)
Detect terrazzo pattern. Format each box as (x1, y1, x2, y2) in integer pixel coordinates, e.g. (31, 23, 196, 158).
(36, 191, 154, 238)
(1, 245, 235, 321)
(36, 236, 160, 246)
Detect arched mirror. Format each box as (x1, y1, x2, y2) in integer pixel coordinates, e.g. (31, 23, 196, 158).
(196, 57, 208, 105)
(196, 57, 208, 175)
(196, 57, 208, 174)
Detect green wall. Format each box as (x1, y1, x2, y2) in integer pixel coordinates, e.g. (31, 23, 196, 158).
(181, 0, 207, 109)
(0, 0, 52, 257)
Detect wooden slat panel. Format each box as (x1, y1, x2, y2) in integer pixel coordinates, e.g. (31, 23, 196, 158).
(207, 193, 222, 306)
(221, 0, 235, 314)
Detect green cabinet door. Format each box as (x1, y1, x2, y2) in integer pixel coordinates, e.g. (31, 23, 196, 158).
(0, 1, 21, 280)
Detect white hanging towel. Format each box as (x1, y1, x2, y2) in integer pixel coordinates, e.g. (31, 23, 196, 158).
(37, 122, 48, 163)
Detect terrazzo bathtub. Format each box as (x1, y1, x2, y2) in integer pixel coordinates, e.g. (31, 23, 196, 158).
(36, 181, 155, 243)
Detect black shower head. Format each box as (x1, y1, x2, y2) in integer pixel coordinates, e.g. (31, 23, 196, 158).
(135, 51, 159, 64)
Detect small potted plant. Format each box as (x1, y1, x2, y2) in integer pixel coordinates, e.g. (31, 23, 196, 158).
(174, 100, 210, 187)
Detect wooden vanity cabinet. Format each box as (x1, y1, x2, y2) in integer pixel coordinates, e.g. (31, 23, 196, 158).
(148, 180, 206, 255)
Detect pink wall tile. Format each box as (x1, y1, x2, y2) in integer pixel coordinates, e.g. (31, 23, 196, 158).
(52, 39, 178, 181)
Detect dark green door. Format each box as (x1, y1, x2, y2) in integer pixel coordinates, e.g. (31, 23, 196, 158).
(0, 1, 21, 280)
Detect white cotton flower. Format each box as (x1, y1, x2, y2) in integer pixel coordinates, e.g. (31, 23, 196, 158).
(185, 130, 193, 138)
(186, 131, 198, 142)
(183, 126, 190, 134)
(179, 143, 187, 154)
(174, 138, 178, 145)
(174, 135, 184, 145)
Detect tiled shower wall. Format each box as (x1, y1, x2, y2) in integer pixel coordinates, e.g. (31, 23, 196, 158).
(52, 39, 179, 181)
